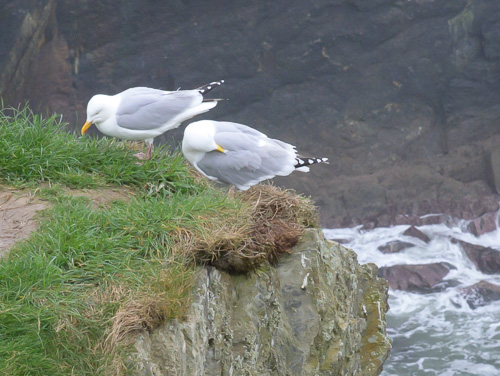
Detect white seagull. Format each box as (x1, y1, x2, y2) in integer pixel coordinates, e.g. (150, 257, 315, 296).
(182, 120, 328, 190)
(81, 80, 224, 159)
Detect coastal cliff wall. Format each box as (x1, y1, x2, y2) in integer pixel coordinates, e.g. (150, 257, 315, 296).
(133, 229, 391, 375)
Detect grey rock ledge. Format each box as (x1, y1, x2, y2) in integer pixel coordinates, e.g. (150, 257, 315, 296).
(133, 229, 391, 375)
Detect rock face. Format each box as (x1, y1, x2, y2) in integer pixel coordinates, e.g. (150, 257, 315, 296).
(0, 0, 57, 104)
(2, 0, 500, 227)
(133, 230, 391, 375)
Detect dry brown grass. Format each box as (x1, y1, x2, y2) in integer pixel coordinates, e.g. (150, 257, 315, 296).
(104, 263, 194, 351)
(108, 298, 167, 342)
(182, 184, 318, 274)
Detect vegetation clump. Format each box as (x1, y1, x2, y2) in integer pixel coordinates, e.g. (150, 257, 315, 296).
(0, 106, 318, 375)
(184, 185, 318, 273)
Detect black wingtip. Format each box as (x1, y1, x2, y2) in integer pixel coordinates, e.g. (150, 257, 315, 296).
(197, 80, 225, 95)
(295, 157, 329, 169)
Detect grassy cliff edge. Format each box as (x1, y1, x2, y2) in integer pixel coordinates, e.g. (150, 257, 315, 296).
(0, 107, 319, 375)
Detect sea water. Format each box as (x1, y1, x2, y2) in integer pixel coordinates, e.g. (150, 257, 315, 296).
(324, 219, 500, 376)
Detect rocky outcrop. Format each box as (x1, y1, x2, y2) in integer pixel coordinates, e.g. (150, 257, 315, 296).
(402, 226, 431, 244)
(133, 230, 391, 375)
(459, 241, 500, 274)
(467, 211, 498, 237)
(2, 0, 500, 227)
(378, 263, 453, 292)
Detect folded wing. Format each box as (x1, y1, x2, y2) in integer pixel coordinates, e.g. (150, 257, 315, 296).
(197, 130, 296, 190)
(116, 88, 202, 131)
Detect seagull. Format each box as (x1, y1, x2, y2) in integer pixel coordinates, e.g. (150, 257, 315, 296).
(182, 120, 328, 190)
(81, 80, 224, 159)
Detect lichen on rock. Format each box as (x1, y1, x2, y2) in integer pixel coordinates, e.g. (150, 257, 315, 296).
(133, 229, 391, 375)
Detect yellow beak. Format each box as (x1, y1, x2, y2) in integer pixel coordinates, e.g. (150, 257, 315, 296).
(81, 121, 93, 135)
(216, 144, 226, 153)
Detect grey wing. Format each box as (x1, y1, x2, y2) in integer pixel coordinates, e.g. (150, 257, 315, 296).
(197, 151, 268, 189)
(212, 121, 269, 139)
(197, 132, 296, 189)
(116, 88, 202, 130)
(214, 132, 297, 168)
(213, 121, 296, 152)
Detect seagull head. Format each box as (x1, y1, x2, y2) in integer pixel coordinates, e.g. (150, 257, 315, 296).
(81, 94, 114, 135)
(182, 120, 226, 154)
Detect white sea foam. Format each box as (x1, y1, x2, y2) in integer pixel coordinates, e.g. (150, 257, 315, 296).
(324, 213, 500, 376)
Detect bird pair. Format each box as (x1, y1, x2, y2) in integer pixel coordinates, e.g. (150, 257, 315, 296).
(81, 81, 327, 191)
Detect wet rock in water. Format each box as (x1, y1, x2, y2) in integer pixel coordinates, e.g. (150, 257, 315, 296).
(361, 221, 377, 230)
(378, 240, 414, 254)
(459, 241, 500, 274)
(403, 226, 431, 243)
(377, 263, 452, 292)
(461, 281, 500, 309)
(330, 238, 350, 245)
(467, 211, 498, 237)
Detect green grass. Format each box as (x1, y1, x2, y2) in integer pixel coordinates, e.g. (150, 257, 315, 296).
(0, 105, 196, 193)
(0, 106, 246, 375)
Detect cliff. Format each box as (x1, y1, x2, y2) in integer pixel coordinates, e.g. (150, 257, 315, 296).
(0, 108, 390, 375)
(133, 229, 391, 376)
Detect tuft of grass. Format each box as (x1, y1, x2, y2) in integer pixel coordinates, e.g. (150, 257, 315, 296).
(182, 185, 319, 274)
(105, 263, 194, 349)
(0, 105, 196, 194)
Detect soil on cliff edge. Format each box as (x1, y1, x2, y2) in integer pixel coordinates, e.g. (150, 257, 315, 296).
(0, 185, 133, 258)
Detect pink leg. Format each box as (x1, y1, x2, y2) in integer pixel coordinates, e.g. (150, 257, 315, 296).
(145, 143, 153, 160)
(133, 151, 147, 160)
(133, 143, 153, 160)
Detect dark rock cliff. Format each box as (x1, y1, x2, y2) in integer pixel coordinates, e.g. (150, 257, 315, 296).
(1, 0, 500, 227)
